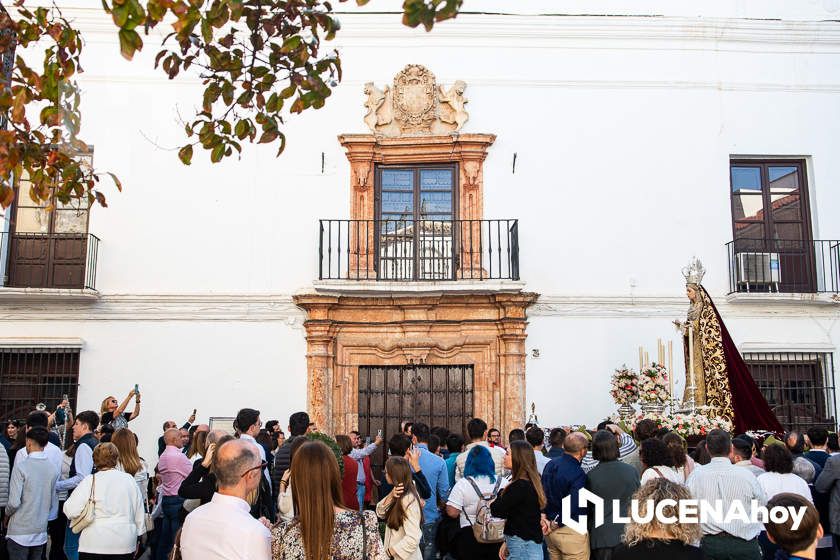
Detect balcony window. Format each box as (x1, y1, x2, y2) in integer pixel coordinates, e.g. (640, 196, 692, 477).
(727, 160, 837, 293)
(744, 352, 836, 431)
(3, 156, 100, 290)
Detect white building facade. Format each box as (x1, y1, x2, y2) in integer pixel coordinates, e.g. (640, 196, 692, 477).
(1, 0, 840, 461)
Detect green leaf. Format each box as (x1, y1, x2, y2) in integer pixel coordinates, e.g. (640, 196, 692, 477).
(178, 144, 194, 165)
(234, 119, 249, 139)
(280, 35, 301, 53)
(210, 143, 225, 162)
(118, 29, 142, 60)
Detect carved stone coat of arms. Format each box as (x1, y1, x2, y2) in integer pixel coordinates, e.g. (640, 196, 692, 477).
(363, 65, 469, 137)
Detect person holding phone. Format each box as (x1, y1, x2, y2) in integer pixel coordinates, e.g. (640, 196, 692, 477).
(99, 388, 141, 430)
(349, 430, 383, 512)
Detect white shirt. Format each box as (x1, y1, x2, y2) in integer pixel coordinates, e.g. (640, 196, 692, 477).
(56, 443, 94, 494)
(757, 471, 812, 502)
(15, 442, 63, 520)
(641, 465, 685, 485)
(181, 492, 271, 560)
(116, 459, 150, 505)
(63, 470, 146, 555)
(446, 475, 509, 528)
(240, 434, 270, 489)
(686, 457, 767, 541)
(454, 442, 506, 482)
(534, 450, 550, 475)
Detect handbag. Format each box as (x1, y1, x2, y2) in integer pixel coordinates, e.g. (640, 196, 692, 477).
(169, 528, 183, 560)
(143, 496, 154, 533)
(69, 473, 96, 534)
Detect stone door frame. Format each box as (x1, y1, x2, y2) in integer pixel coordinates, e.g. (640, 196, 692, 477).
(294, 292, 537, 438)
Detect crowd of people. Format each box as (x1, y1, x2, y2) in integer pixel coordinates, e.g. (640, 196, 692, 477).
(0, 393, 838, 560)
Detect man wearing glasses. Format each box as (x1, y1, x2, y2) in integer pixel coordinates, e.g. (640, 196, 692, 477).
(180, 438, 271, 560)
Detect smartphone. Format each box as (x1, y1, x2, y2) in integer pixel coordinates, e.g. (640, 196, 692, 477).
(377, 428, 383, 438)
(365, 436, 371, 446)
(193, 408, 197, 415)
(134, 383, 140, 395)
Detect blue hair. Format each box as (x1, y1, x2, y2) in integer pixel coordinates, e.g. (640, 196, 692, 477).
(463, 445, 496, 482)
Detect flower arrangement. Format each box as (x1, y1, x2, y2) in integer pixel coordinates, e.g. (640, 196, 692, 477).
(610, 365, 639, 405)
(638, 362, 670, 404)
(609, 411, 732, 437)
(668, 412, 732, 438)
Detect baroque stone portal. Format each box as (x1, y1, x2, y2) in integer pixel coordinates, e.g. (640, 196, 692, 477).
(364, 64, 469, 137)
(295, 292, 538, 438)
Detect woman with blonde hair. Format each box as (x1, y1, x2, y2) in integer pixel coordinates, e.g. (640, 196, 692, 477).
(489, 440, 546, 560)
(112, 429, 149, 498)
(613, 478, 703, 559)
(376, 457, 422, 560)
(271, 440, 385, 559)
(187, 430, 208, 461)
(64, 442, 147, 560)
(99, 390, 140, 430)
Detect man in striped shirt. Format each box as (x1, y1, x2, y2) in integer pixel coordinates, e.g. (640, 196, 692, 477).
(686, 429, 766, 560)
(580, 423, 637, 473)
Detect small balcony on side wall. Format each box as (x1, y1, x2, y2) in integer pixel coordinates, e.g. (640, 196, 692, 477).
(726, 238, 840, 295)
(0, 232, 100, 296)
(318, 219, 520, 283)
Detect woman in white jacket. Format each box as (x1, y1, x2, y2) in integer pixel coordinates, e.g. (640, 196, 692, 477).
(64, 442, 146, 560)
(376, 456, 423, 560)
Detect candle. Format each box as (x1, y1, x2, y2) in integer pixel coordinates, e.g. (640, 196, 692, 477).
(668, 341, 673, 373)
(639, 347, 644, 371)
(668, 340, 674, 396)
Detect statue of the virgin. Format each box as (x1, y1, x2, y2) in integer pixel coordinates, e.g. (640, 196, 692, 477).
(674, 257, 783, 434)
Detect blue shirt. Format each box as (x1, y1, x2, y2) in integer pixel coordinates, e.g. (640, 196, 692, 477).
(541, 453, 586, 526)
(445, 453, 459, 491)
(416, 443, 449, 523)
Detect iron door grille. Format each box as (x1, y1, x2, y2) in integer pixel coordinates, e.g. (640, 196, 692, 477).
(357, 365, 474, 479)
(0, 348, 80, 423)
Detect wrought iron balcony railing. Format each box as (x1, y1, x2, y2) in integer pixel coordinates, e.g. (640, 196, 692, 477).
(726, 238, 840, 294)
(319, 219, 520, 281)
(0, 232, 100, 290)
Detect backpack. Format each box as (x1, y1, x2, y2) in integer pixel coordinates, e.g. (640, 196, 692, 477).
(462, 476, 506, 544)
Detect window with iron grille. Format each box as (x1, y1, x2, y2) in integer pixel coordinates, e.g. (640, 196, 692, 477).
(0, 348, 80, 424)
(744, 352, 836, 431)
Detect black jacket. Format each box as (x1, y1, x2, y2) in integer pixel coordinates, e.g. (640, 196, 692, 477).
(178, 458, 216, 505)
(271, 435, 305, 501)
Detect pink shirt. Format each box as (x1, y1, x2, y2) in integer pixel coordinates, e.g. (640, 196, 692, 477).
(158, 446, 193, 496)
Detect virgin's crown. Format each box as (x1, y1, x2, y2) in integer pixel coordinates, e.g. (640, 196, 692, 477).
(682, 256, 706, 285)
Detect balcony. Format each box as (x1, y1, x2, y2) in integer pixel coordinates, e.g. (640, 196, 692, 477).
(726, 238, 840, 294)
(0, 232, 100, 293)
(318, 219, 520, 282)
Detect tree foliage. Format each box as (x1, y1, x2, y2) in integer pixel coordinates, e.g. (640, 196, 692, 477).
(0, 0, 462, 209)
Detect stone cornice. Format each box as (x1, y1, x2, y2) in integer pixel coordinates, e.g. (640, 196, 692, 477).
(31, 9, 840, 49)
(0, 292, 836, 321)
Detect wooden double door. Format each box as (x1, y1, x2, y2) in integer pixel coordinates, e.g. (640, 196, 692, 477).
(357, 364, 473, 478)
